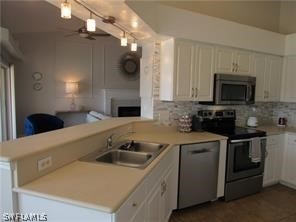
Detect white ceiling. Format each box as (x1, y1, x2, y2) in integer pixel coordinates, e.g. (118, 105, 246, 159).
(0, 0, 157, 43)
(46, 0, 157, 42)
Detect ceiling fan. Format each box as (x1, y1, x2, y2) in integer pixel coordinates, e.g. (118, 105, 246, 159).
(64, 25, 111, 40)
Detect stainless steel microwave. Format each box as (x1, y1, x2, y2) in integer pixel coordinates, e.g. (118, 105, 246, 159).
(201, 74, 256, 105)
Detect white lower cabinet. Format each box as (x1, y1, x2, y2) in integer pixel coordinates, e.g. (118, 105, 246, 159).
(146, 163, 178, 222)
(130, 202, 146, 222)
(263, 133, 296, 189)
(263, 135, 284, 186)
(17, 146, 179, 222)
(281, 134, 296, 188)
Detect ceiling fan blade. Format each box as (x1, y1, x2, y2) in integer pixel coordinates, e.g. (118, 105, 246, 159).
(58, 27, 78, 32)
(91, 33, 111, 37)
(64, 33, 79, 37)
(86, 36, 96, 40)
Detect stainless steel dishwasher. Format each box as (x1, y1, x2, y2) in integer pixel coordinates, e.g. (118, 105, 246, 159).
(178, 141, 220, 209)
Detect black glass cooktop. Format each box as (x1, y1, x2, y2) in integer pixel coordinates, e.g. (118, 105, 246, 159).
(208, 126, 266, 140)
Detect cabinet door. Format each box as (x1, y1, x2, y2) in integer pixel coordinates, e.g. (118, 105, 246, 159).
(281, 135, 296, 186)
(281, 56, 296, 102)
(174, 41, 195, 100)
(264, 135, 284, 187)
(215, 47, 235, 73)
(263, 144, 273, 186)
(161, 163, 178, 222)
(131, 202, 146, 222)
(146, 184, 161, 222)
(266, 56, 282, 102)
(195, 44, 215, 101)
(235, 50, 253, 74)
(253, 54, 267, 102)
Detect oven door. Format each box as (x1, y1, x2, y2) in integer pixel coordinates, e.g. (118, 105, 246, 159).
(215, 80, 249, 105)
(226, 138, 266, 182)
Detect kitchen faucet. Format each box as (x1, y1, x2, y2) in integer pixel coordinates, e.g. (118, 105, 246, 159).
(106, 131, 135, 149)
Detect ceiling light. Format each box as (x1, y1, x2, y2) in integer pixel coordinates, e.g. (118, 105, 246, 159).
(87, 12, 96, 32)
(131, 39, 137, 52)
(121, 32, 128, 47)
(61, 0, 71, 19)
(131, 21, 138, 28)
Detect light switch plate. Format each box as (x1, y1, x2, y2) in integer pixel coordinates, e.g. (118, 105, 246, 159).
(37, 156, 52, 172)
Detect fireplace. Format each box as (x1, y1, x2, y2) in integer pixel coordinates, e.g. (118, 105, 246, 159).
(118, 106, 141, 117)
(111, 98, 141, 117)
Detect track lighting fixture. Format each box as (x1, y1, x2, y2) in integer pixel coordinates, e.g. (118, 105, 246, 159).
(131, 39, 137, 52)
(61, 0, 71, 19)
(121, 32, 128, 47)
(87, 12, 96, 32)
(62, 0, 138, 51)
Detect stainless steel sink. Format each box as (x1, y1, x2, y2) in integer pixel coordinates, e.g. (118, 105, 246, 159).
(96, 150, 152, 168)
(118, 141, 167, 153)
(79, 141, 169, 169)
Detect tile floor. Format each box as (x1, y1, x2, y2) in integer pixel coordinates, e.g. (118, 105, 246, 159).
(170, 185, 296, 222)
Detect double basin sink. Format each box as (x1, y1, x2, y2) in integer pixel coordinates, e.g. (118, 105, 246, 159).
(80, 140, 169, 169)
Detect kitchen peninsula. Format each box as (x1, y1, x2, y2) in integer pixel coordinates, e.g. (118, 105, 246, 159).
(1, 118, 227, 222)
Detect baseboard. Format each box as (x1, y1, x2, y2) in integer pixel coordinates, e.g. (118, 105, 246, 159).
(263, 181, 279, 187)
(279, 180, 296, 190)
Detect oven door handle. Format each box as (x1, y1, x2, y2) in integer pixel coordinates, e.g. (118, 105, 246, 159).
(230, 137, 266, 143)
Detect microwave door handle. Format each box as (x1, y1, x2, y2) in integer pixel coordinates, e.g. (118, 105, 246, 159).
(246, 85, 252, 102)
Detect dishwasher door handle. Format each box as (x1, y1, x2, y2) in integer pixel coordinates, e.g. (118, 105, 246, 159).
(189, 148, 214, 154)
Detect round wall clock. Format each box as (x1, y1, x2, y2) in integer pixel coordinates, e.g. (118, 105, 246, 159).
(32, 72, 43, 81)
(119, 52, 140, 81)
(33, 82, 43, 91)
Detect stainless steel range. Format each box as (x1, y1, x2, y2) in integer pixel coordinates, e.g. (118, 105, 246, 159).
(195, 109, 267, 201)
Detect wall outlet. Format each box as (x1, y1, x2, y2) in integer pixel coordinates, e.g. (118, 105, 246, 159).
(37, 156, 52, 172)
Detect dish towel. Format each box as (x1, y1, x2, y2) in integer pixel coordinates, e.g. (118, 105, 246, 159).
(249, 137, 261, 163)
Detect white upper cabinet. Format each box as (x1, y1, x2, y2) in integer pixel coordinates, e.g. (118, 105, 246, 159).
(160, 39, 215, 102)
(281, 56, 296, 102)
(215, 47, 253, 75)
(253, 54, 267, 101)
(215, 47, 235, 73)
(174, 41, 195, 100)
(253, 54, 283, 102)
(194, 44, 215, 101)
(160, 39, 283, 102)
(267, 56, 282, 102)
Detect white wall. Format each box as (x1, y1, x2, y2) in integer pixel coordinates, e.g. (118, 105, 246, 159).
(14, 32, 140, 136)
(127, 2, 286, 56)
(160, 1, 282, 34)
(279, 1, 296, 34)
(285, 33, 296, 56)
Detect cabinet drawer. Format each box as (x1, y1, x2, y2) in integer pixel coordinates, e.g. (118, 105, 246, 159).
(116, 180, 146, 222)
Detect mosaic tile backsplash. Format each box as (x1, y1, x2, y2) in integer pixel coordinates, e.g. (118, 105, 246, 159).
(154, 100, 296, 127)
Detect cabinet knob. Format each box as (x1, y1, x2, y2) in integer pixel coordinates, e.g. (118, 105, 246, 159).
(195, 88, 198, 98)
(132, 203, 137, 207)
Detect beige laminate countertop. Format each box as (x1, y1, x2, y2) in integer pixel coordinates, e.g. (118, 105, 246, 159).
(0, 117, 149, 162)
(256, 125, 296, 136)
(14, 129, 226, 213)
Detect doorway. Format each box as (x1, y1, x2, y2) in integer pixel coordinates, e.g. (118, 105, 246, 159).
(0, 63, 16, 142)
